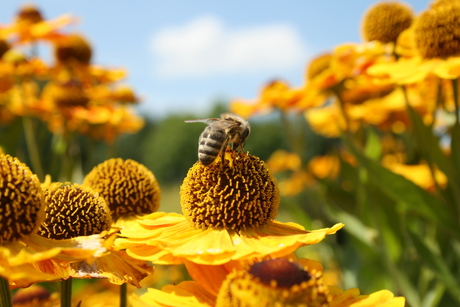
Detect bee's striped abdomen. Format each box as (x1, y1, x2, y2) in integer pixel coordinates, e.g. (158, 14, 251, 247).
(198, 127, 226, 165)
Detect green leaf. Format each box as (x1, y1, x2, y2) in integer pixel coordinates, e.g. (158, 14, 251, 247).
(364, 127, 382, 160)
(325, 205, 377, 248)
(408, 229, 460, 305)
(406, 104, 460, 190)
(343, 135, 458, 235)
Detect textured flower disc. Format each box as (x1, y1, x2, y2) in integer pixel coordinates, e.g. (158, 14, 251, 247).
(45, 80, 89, 108)
(0, 40, 10, 59)
(216, 258, 331, 307)
(16, 5, 43, 24)
(306, 53, 332, 81)
(0, 155, 44, 244)
(414, 4, 460, 58)
(83, 158, 161, 220)
(36, 182, 112, 240)
(54, 34, 92, 65)
(12, 285, 58, 306)
(180, 152, 279, 231)
(362, 2, 414, 43)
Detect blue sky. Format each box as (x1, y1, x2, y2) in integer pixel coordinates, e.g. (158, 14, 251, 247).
(1, 1, 428, 118)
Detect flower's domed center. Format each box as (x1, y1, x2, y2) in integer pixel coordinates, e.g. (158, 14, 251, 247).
(361, 2, 414, 44)
(0, 155, 44, 244)
(112, 86, 138, 104)
(45, 80, 89, 108)
(216, 259, 331, 307)
(0, 40, 10, 59)
(55, 34, 92, 65)
(306, 53, 332, 81)
(83, 158, 161, 220)
(16, 5, 43, 24)
(180, 152, 279, 232)
(36, 182, 112, 240)
(12, 285, 56, 306)
(249, 258, 311, 288)
(414, 4, 460, 58)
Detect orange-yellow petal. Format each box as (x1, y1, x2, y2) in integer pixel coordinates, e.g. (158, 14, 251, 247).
(329, 287, 405, 307)
(116, 213, 344, 265)
(140, 281, 215, 307)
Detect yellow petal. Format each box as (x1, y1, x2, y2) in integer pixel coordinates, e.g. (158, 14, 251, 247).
(117, 213, 344, 265)
(140, 281, 215, 307)
(330, 288, 405, 307)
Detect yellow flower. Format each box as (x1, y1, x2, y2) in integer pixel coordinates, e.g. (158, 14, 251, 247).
(72, 105, 145, 143)
(305, 104, 360, 138)
(361, 1, 414, 44)
(181, 153, 279, 231)
(229, 97, 271, 119)
(303, 43, 394, 132)
(329, 287, 405, 307)
(0, 4, 75, 44)
(54, 33, 92, 66)
(382, 160, 447, 191)
(139, 258, 406, 307)
(72, 279, 149, 307)
(216, 258, 330, 307)
(36, 182, 113, 239)
(0, 155, 66, 286)
(347, 84, 436, 132)
(12, 284, 60, 307)
(369, 3, 460, 84)
(83, 158, 161, 222)
(278, 170, 314, 197)
(308, 155, 341, 180)
(414, 1, 460, 59)
(229, 79, 310, 119)
(116, 153, 343, 265)
(266, 150, 302, 174)
(30, 180, 153, 287)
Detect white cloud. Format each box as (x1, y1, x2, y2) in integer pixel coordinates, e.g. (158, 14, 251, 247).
(150, 15, 308, 78)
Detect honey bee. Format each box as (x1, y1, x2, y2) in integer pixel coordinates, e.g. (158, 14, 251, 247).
(185, 113, 251, 166)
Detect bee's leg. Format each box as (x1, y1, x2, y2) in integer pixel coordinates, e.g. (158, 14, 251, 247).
(239, 141, 247, 155)
(220, 138, 229, 167)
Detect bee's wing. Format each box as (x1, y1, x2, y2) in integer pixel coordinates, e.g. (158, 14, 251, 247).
(209, 120, 239, 130)
(184, 118, 220, 124)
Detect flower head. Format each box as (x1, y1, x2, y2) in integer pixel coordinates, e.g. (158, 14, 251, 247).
(216, 258, 331, 307)
(12, 284, 59, 306)
(140, 257, 406, 307)
(3, 4, 75, 44)
(306, 53, 333, 81)
(0, 154, 44, 244)
(83, 158, 161, 221)
(361, 1, 414, 44)
(36, 182, 112, 239)
(43, 80, 89, 109)
(180, 152, 279, 231)
(15, 5, 44, 25)
(116, 152, 343, 265)
(54, 33, 92, 65)
(414, 3, 460, 58)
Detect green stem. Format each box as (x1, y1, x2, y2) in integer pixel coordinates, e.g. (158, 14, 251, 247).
(452, 79, 460, 127)
(279, 110, 297, 152)
(120, 283, 127, 307)
(401, 85, 443, 196)
(60, 278, 72, 307)
(0, 276, 12, 307)
(22, 116, 44, 180)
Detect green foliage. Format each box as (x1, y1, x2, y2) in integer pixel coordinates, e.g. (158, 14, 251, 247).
(141, 113, 204, 183)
